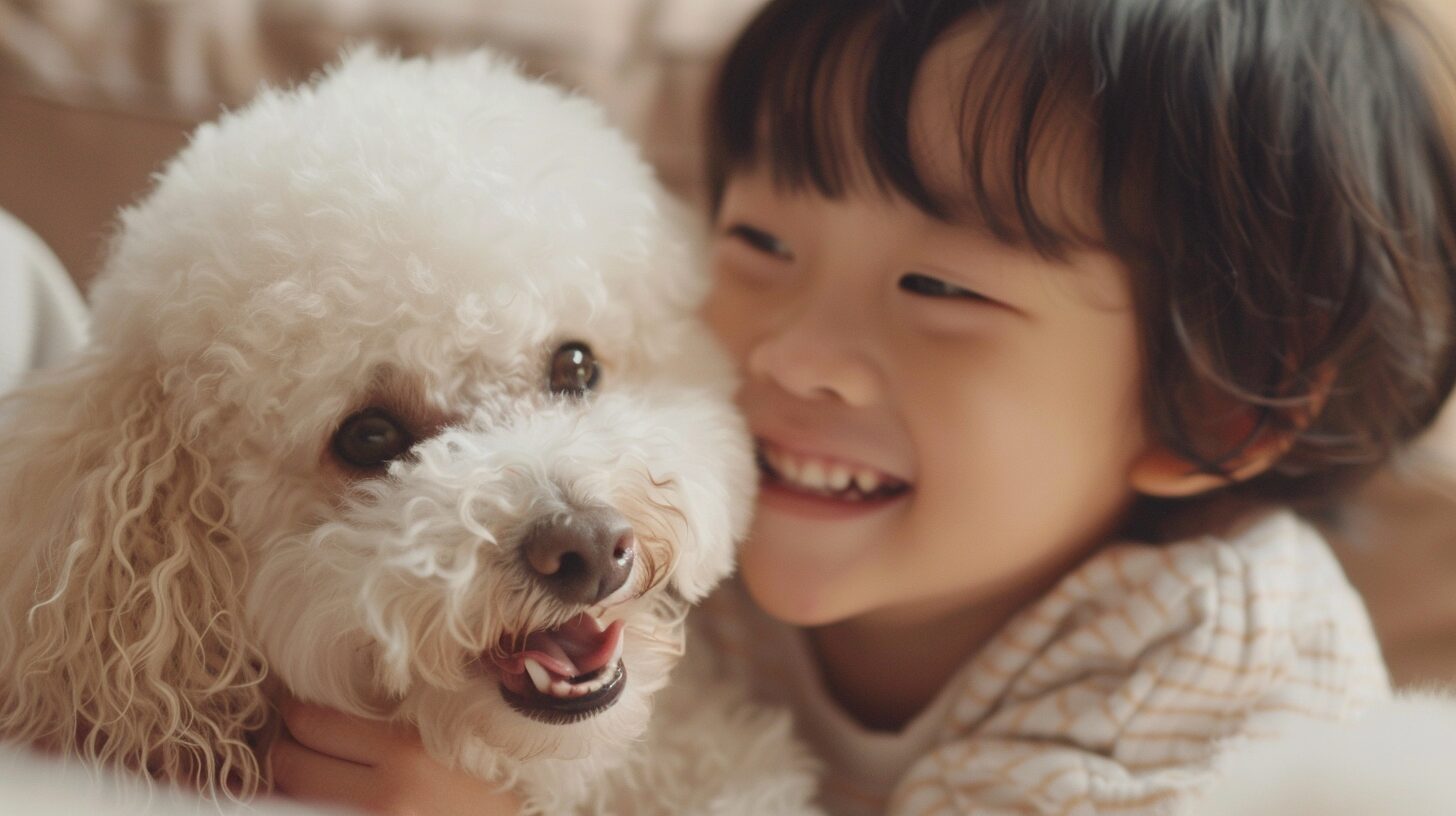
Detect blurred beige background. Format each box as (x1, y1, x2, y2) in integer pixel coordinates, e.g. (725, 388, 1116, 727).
(2, 0, 1455, 688)
(0, 0, 764, 288)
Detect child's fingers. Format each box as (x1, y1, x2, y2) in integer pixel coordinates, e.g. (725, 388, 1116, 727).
(270, 717, 524, 816)
(270, 728, 382, 807)
(277, 696, 415, 766)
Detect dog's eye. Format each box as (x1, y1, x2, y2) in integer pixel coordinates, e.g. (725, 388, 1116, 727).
(549, 342, 601, 396)
(332, 409, 413, 469)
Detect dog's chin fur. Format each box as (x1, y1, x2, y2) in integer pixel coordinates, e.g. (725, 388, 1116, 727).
(0, 47, 763, 806)
(405, 607, 683, 773)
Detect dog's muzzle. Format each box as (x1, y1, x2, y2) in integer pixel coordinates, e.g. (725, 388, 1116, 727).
(488, 505, 637, 724)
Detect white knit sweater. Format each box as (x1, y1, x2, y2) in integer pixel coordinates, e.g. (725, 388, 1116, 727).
(696, 510, 1391, 816)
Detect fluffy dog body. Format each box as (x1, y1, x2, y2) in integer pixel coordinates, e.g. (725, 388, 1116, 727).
(0, 50, 818, 814)
(1187, 692, 1456, 815)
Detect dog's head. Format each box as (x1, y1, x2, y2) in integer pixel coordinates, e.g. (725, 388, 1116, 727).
(0, 48, 753, 789)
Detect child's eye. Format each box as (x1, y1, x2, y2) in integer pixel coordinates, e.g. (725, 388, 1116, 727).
(726, 224, 795, 260)
(899, 273, 987, 302)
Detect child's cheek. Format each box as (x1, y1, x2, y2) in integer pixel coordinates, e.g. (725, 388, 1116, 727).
(699, 283, 755, 374)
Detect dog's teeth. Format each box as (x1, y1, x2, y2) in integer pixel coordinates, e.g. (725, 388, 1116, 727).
(550, 679, 572, 698)
(524, 659, 552, 695)
(578, 669, 607, 695)
(609, 630, 625, 667)
(586, 662, 620, 693)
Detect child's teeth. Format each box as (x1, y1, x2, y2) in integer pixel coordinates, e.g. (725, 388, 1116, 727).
(524, 658, 552, 694)
(762, 442, 901, 497)
(766, 449, 787, 473)
(855, 470, 881, 494)
(781, 456, 802, 481)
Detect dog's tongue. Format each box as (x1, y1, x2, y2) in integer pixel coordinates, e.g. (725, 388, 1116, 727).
(499, 614, 624, 679)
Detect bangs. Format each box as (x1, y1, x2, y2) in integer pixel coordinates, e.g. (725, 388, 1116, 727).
(707, 0, 1111, 255)
(709, 0, 1456, 501)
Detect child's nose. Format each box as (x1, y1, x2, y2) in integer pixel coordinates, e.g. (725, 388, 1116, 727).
(746, 309, 879, 407)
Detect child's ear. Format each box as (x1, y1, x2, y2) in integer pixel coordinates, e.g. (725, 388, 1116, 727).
(1129, 366, 1334, 498)
(1129, 431, 1291, 497)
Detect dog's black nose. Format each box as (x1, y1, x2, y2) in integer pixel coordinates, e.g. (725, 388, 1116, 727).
(521, 506, 636, 605)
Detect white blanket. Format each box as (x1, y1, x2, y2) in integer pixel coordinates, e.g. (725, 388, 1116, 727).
(0, 209, 87, 394)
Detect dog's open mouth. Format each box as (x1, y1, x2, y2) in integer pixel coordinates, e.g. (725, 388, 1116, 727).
(490, 613, 627, 723)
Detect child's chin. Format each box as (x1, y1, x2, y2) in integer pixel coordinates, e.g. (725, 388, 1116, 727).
(738, 544, 866, 627)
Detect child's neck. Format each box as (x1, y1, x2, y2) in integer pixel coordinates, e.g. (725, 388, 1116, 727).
(801, 498, 1259, 731)
(805, 593, 1019, 732)
(806, 564, 1085, 732)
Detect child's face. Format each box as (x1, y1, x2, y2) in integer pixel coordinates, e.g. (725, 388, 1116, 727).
(703, 170, 1152, 627)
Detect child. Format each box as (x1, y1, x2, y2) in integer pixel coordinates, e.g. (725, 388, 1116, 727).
(272, 0, 1456, 813)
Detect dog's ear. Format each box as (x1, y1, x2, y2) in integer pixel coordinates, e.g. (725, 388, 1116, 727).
(0, 353, 270, 798)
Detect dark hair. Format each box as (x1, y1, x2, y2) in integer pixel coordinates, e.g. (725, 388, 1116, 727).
(707, 0, 1456, 502)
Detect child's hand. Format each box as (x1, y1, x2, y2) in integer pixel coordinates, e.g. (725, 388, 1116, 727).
(271, 696, 521, 816)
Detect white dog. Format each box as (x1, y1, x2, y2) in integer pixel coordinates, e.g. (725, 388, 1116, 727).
(1187, 692, 1456, 816)
(0, 49, 820, 814)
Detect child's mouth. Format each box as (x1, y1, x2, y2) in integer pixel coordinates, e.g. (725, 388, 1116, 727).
(755, 440, 912, 503)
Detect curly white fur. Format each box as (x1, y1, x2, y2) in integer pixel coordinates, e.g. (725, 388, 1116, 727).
(0, 48, 820, 814)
